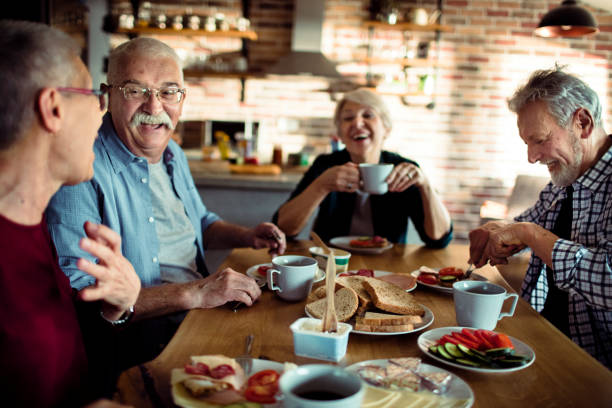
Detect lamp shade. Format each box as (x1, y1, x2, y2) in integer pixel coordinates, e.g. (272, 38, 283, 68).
(534, 0, 599, 38)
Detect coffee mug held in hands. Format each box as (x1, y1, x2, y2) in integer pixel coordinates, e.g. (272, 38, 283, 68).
(267, 255, 318, 301)
(453, 281, 519, 330)
(359, 163, 393, 195)
(279, 364, 364, 408)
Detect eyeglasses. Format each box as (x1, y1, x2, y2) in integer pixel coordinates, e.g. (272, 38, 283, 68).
(57, 87, 108, 111)
(106, 84, 186, 104)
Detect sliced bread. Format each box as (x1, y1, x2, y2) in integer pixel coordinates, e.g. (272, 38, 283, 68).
(361, 311, 423, 326)
(354, 318, 415, 333)
(305, 287, 359, 322)
(362, 279, 424, 316)
(336, 275, 373, 313)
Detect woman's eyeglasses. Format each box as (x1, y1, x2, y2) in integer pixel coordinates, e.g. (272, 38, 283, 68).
(57, 87, 108, 111)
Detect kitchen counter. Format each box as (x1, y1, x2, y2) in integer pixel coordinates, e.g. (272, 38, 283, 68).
(188, 160, 304, 191)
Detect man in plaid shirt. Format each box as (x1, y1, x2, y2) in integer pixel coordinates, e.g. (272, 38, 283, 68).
(469, 67, 612, 369)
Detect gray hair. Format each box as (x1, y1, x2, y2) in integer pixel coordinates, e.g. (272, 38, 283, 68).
(107, 37, 183, 85)
(333, 88, 392, 132)
(0, 20, 81, 149)
(507, 66, 602, 129)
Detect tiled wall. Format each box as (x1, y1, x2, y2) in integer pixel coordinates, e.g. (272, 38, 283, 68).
(109, 0, 612, 243)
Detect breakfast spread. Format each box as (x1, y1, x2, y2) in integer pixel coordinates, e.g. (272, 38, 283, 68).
(349, 235, 389, 248)
(171, 355, 286, 407)
(305, 275, 426, 333)
(428, 329, 532, 369)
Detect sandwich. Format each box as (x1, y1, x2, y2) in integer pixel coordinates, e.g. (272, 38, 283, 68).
(349, 236, 389, 248)
(171, 355, 246, 406)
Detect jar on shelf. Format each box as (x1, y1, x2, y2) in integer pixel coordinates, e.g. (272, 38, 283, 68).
(171, 15, 183, 30)
(137, 1, 152, 27)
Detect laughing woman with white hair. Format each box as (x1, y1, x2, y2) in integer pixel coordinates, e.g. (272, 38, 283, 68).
(274, 88, 452, 246)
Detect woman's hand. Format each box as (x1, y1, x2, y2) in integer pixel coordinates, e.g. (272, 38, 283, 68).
(316, 162, 361, 193)
(386, 162, 424, 192)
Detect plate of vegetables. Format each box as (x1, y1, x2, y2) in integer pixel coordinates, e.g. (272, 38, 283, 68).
(411, 266, 486, 294)
(417, 327, 535, 373)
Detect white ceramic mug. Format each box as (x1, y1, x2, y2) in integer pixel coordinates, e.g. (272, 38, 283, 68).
(408, 8, 429, 25)
(453, 281, 519, 330)
(267, 255, 317, 301)
(359, 163, 393, 195)
(279, 364, 364, 408)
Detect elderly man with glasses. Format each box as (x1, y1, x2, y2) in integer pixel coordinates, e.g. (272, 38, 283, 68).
(46, 37, 286, 369)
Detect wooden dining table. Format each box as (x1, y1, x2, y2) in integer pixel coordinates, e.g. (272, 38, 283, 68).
(115, 241, 612, 407)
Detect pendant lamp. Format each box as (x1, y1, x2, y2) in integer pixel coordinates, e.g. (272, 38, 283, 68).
(534, 0, 599, 38)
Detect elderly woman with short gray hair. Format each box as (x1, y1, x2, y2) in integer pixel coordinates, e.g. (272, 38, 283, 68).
(274, 88, 452, 246)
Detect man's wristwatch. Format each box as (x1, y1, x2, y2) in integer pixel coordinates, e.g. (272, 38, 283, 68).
(100, 305, 135, 326)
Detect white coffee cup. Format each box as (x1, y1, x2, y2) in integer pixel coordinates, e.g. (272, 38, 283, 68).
(453, 281, 519, 330)
(359, 163, 393, 195)
(267, 255, 318, 301)
(279, 364, 364, 408)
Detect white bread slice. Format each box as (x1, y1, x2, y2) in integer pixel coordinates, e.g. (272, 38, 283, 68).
(336, 276, 373, 314)
(362, 279, 424, 316)
(354, 318, 414, 332)
(362, 312, 423, 326)
(305, 287, 359, 322)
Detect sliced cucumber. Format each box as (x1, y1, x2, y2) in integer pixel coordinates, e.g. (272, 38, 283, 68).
(457, 343, 472, 355)
(444, 342, 465, 358)
(485, 347, 514, 357)
(456, 358, 481, 367)
(496, 357, 528, 367)
(429, 345, 439, 354)
(436, 345, 455, 360)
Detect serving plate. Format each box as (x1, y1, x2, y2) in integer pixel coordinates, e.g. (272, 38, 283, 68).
(346, 359, 474, 407)
(172, 358, 290, 408)
(305, 304, 434, 336)
(246, 263, 325, 288)
(417, 326, 536, 373)
(410, 269, 487, 294)
(329, 235, 393, 255)
(341, 269, 417, 292)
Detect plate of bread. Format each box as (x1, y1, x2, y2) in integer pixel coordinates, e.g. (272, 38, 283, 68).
(329, 235, 393, 254)
(305, 274, 434, 335)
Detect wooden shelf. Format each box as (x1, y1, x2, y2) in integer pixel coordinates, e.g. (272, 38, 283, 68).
(363, 21, 452, 32)
(183, 69, 264, 80)
(114, 27, 258, 40)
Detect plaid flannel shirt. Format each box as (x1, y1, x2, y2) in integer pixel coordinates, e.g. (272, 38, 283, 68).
(515, 143, 612, 369)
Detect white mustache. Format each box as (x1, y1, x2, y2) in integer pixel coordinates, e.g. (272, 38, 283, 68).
(130, 111, 174, 130)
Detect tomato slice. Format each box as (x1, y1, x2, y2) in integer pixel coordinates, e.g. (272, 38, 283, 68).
(256, 265, 271, 277)
(247, 369, 280, 388)
(245, 385, 277, 404)
(245, 370, 280, 404)
(356, 269, 375, 277)
(461, 328, 480, 344)
(474, 330, 495, 350)
(491, 332, 514, 349)
(417, 274, 438, 285)
(439, 267, 464, 277)
(450, 332, 481, 349)
(439, 334, 461, 345)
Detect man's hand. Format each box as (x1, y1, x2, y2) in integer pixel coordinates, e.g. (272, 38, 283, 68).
(188, 267, 262, 309)
(77, 221, 141, 320)
(469, 221, 526, 267)
(250, 222, 286, 255)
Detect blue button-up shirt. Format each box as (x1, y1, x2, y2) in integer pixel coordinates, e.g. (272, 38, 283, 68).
(46, 114, 220, 290)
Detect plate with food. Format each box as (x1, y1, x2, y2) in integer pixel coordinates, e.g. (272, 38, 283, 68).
(246, 263, 325, 288)
(346, 357, 474, 407)
(329, 235, 393, 254)
(417, 327, 535, 373)
(305, 274, 433, 336)
(171, 354, 297, 407)
(339, 269, 417, 292)
(411, 266, 487, 294)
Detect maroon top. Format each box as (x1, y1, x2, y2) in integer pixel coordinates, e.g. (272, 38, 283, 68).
(0, 214, 89, 407)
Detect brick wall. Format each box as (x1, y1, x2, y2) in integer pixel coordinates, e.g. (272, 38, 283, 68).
(109, 0, 612, 243)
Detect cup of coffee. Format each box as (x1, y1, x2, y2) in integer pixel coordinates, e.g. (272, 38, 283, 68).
(359, 163, 393, 195)
(279, 364, 364, 408)
(267, 255, 318, 301)
(453, 281, 519, 330)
